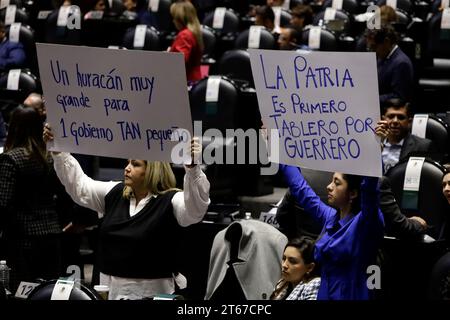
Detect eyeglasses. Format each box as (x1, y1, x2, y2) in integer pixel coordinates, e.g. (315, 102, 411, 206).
(385, 114, 408, 121)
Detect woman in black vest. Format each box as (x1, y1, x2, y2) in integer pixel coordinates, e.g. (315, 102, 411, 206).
(43, 125, 210, 299)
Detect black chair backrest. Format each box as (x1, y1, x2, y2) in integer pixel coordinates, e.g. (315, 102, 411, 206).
(218, 49, 253, 86)
(27, 280, 100, 300)
(122, 25, 161, 50)
(0, 6, 29, 24)
(145, 0, 174, 32)
(234, 27, 276, 49)
(203, 8, 239, 37)
(0, 69, 39, 98)
(278, 8, 292, 28)
(426, 12, 450, 59)
(322, 0, 359, 15)
(44, 7, 81, 45)
(412, 115, 449, 161)
(5, 23, 36, 70)
(104, 0, 126, 17)
(385, 158, 449, 240)
(302, 27, 338, 51)
(202, 24, 217, 58)
(189, 76, 239, 133)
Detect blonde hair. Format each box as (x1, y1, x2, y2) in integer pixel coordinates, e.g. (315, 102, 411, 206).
(123, 161, 179, 199)
(170, 1, 204, 50)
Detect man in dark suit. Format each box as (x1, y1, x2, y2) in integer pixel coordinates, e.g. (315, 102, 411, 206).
(0, 21, 26, 72)
(381, 98, 434, 173)
(366, 25, 414, 105)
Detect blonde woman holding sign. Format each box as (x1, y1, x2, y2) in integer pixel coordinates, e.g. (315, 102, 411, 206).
(43, 124, 210, 300)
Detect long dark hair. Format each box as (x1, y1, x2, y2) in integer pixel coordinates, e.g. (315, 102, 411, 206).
(285, 236, 319, 280)
(5, 106, 48, 167)
(341, 173, 363, 215)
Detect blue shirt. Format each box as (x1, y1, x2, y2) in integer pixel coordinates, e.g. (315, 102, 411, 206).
(280, 165, 384, 300)
(382, 139, 404, 173)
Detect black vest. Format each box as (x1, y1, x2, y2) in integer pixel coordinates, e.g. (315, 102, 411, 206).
(98, 183, 181, 279)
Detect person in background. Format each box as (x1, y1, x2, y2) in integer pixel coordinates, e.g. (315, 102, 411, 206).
(255, 5, 276, 33)
(0, 21, 26, 72)
(24, 93, 47, 122)
(169, 1, 204, 82)
(43, 124, 210, 300)
(122, 0, 156, 26)
(278, 27, 307, 50)
(381, 99, 435, 173)
(0, 107, 65, 292)
(366, 25, 414, 105)
(270, 237, 320, 300)
(289, 4, 313, 32)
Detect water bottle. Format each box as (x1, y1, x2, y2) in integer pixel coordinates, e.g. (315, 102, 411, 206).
(0, 260, 11, 295)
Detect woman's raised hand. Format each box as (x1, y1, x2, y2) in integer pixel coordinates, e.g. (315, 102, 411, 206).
(186, 137, 201, 168)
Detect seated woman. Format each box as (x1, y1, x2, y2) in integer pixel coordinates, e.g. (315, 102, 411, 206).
(270, 237, 320, 300)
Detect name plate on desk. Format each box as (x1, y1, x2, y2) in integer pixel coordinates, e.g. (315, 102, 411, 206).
(15, 281, 40, 299)
(259, 209, 279, 228)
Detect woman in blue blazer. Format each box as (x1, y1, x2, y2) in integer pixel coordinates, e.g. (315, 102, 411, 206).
(280, 164, 384, 300)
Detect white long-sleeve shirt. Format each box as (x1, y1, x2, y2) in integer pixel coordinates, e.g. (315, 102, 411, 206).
(52, 152, 210, 299)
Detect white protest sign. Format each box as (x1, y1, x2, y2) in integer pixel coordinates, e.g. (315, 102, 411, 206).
(249, 49, 382, 177)
(37, 44, 193, 162)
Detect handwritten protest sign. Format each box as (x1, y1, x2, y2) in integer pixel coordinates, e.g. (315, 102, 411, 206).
(36, 43, 192, 162)
(249, 49, 382, 177)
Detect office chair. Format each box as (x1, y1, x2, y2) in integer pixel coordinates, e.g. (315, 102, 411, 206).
(411, 114, 449, 162)
(27, 280, 100, 300)
(205, 219, 287, 300)
(385, 157, 448, 241)
(202, 7, 239, 38)
(44, 7, 81, 45)
(5, 23, 37, 73)
(122, 25, 161, 50)
(302, 26, 338, 51)
(104, 0, 126, 17)
(218, 49, 253, 87)
(0, 69, 40, 101)
(201, 24, 217, 62)
(0, 6, 29, 25)
(234, 27, 276, 49)
(145, 0, 174, 33)
(190, 76, 238, 136)
(322, 0, 359, 15)
(426, 12, 450, 59)
(278, 8, 292, 28)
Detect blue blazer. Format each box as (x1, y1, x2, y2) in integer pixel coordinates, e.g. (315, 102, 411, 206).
(281, 165, 385, 300)
(0, 39, 26, 71)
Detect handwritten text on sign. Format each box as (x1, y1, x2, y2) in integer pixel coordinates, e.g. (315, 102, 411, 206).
(36, 44, 192, 162)
(249, 49, 382, 177)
